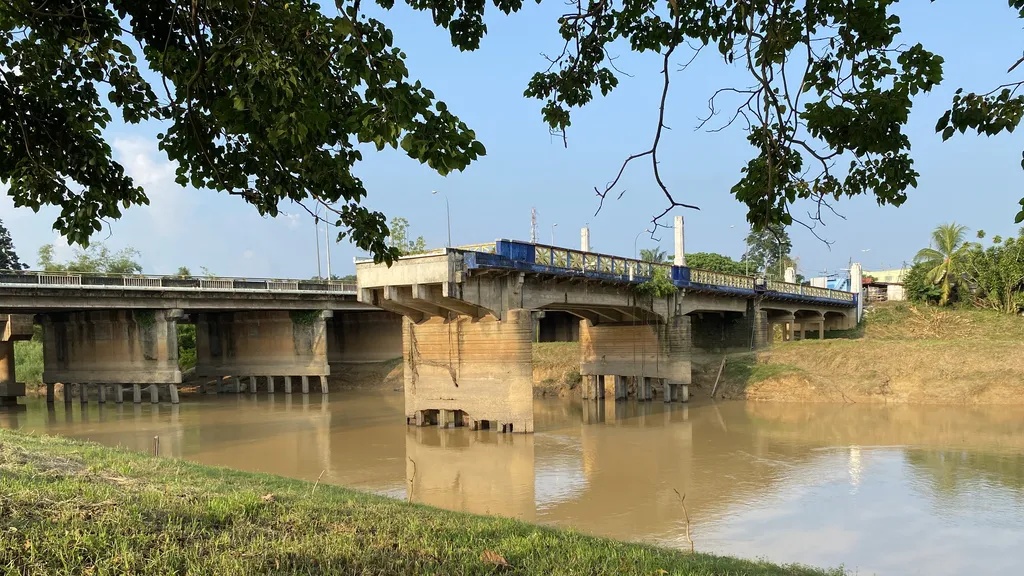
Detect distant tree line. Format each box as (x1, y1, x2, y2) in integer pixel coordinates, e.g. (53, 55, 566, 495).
(907, 223, 1024, 314)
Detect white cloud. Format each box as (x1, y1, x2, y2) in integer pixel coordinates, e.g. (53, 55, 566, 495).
(112, 137, 193, 238)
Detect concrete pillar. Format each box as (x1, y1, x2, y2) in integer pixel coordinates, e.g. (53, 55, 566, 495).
(320, 375, 329, 394)
(640, 377, 653, 401)
(402, 310, 534, 434)
(46, 383, 55, 404)
(79, 383, 88, 403)
(679, 384, 689, 403)
(115, 384, 124, 404)
(284, 376, 293, 394)
(149, 384, 159, 404)
(168, 384, 179, 404)
(439, 409, 452, 429)
(98, 385, 106, 404)
(249, 376, 257, 394)
(818, 320, 825, 340)
(266, 376, 275, 394)
(233, 377, 242, 393)
(64, 382, 73, 403)
(663, 381, 673, 403)
(581, 226, 590, 252)
(613, 375, 628, 400)
(133, 384, 142, 404)
(674, 215, 685, 266)
(301, 375, 310, 394)
(784, 266, 796, 283)
(851, 262, 864, 322)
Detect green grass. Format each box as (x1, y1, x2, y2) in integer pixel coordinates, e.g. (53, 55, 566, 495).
(0, 430, 841, 575)
(13, 339, 42, 384)
(722, 354, 804, 386)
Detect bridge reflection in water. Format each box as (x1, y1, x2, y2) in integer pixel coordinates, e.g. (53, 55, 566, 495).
(4, 394, 1024, 575)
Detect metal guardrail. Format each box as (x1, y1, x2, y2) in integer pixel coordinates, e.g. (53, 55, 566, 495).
(0, 271, 357, 294)
(690, 269, 755, 290)
(533, 244, 670, 279)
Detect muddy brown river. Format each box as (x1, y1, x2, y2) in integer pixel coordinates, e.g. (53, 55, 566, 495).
(3, 392, 1023, 574)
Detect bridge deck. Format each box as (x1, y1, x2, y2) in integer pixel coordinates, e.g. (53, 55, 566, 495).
(460, 240, 856, 307)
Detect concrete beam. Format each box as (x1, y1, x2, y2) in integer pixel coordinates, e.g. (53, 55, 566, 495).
(0, 290, 370, 313)
(194, 310, 330, 379)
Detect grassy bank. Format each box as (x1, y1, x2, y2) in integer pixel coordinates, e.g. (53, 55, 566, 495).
(0, 430, 838, 575)
(714, 302, 1024, 404)
(533, 342, 582, 396)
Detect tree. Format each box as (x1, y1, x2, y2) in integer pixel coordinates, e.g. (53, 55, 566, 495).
(914, 223, 970, 306)
(743, 224, 792, 280)
(175, 266, 191, 277)
(37, 243, 142, 274)
(963, 229, 1024, 314)
(685, 252, 746, 275)
(5, 2, 1024, 261)
(639, 247, 670, 264)
(904, 261, 943, 305)
(0, 218, 26, 270)
(388, 217, 427, 256)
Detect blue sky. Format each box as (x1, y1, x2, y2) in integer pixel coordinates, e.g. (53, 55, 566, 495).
(2, 0, 1022, 278)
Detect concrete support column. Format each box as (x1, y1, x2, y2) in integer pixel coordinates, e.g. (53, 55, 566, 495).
(98, 385, 106, 404)
(133, 384, 141, 404)
(249, 376, 257, 394)
(46, 383, 55, 404)
(319, 375, 329, 394)
(115, 384, 124, 404)
(639, 377, 653, 401)
(64, 383, 73, 403)
(581, 316, 691, 402)
(818, 320, 825, 340)
(149, 384, 159, 404)
(301, 376, 310, 394)
(169, 384, 180, 404)
(438, 409, 453, 429)
(663, 380, 673, 403)
(284, 376, 293, 394)
(79, 383, 88, 404)
(613, 375, 628, 400)
(402, 309, 534, 434)
(233, 377, 242, 393)
(679, 384, 689, 403)
(266, 376, 275, 394)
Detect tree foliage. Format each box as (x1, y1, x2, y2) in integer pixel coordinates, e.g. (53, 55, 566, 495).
(639, 247, 670, 264)
(388, 217, 427, 256)
(743, 224, 792, 280)
(1, 0, 483, 264)
(913, 222, 969, 306)
(37, 242, 143, 274)
(904, 261, 942, 304)
(963, 229, 1024, 314)
(0, 218, 26, 270)
(685, 252, 746, 275)
(4, 1, 1024, 261)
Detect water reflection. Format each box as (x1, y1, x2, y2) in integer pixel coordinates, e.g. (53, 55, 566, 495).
(5, 394, 1024, 575)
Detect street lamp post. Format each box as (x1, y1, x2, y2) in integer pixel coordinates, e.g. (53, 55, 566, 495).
(313, 206, 323, 280)
(432, 190, 451, 248)
(551, 223, 558, 246)
(634, 229, 650, 260)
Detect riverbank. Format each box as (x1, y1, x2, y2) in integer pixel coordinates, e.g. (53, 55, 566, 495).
(711, 302, 1024, 404)
(0, 430, 838, 575)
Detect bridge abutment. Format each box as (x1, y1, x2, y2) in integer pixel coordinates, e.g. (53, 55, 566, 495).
(194, 311, 331, 388)
(41, 310, 183, 386)
(404, 309, 534, 433)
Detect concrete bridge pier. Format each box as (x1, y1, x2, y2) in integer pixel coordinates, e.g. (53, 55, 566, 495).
(0, 315, 33, 410)
(133, 384, 142, 404)
(402, 309, 534, 434)
(637, 377, 653, 401)
(46, 383, 55, 404)
(610, 375, 628, 400)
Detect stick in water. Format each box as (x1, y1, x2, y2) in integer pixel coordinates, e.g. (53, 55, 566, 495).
(673, 489, 694, 553)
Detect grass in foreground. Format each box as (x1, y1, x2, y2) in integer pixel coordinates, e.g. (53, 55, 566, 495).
(0, 430, 841, 575)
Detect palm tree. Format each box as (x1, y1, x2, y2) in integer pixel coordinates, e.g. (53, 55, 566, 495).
(914, 222, 970, 306)
(639, 247, 670, 264)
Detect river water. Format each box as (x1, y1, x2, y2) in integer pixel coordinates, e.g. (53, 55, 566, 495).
(3, 392, 1023, 575)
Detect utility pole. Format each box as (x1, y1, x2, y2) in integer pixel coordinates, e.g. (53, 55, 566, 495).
(313, 208, 322, 280)
(530, 208, 538, 244)
(324, 216, 332, 280)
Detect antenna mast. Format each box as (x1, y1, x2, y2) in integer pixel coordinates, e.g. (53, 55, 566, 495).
(530, 207, 538, 243)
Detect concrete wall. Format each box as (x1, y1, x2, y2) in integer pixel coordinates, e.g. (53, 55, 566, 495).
(404, 309, 534, 433)
(690, 311, 758, 353)
(195, 311, 330, 378)
(327, 311, 403, 365)
(41, 310, 182, 384)
(579, 315, 691, 385)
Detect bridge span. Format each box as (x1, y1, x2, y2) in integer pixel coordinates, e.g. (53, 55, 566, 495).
(356, 238, 858, 434)
(0, 273, 399, 408)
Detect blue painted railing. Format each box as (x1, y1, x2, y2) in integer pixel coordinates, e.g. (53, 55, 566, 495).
(464, 240, 856, 306)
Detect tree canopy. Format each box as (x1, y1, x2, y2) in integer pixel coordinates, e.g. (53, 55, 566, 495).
(913, 222, 969, 306)
(686, 252, 746, 275)
(388, 217, 427, 256)
(3, 1, 1024, 263)
(743, 223, 792, 279)
(0, 218, 26, 270)
(37, 242, 143, 274)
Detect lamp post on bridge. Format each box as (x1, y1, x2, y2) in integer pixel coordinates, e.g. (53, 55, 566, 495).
(551, 223, 557, 246)
(432, 190, 451, 248)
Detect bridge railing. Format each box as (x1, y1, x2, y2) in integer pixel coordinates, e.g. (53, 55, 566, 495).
(529, 243, 670, 279)
(689, 269, 755, 290)
(0, 271, 357, 294)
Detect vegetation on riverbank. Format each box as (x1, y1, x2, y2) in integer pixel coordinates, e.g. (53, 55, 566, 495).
(533, 342, 582, 396)
(712, 302, 1024, 404)
(0, 430, 838, 576)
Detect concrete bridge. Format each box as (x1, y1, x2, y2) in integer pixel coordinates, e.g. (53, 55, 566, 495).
(356, 229, 859, 434)
(0, 273, 401, 408)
